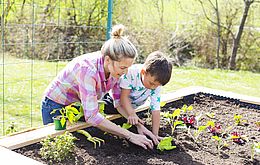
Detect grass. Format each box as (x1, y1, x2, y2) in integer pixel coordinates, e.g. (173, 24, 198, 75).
(0, 56, 259, 136)
(163, 66, 260, 98)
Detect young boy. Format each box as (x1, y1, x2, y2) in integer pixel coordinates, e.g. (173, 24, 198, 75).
(120, 51, 172, 143)
(104, 51, 172, 145)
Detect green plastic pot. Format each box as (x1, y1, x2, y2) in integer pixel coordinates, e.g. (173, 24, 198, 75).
(53, 116, 67, 130)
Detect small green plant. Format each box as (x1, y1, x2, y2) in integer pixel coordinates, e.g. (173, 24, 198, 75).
(76, 129, 105, 149)
(121, 123, 132, 129)
(5, 122, 17, 135)
(51, 102, 84, 127)
(188, 125, 207, 142)
(40, 132, 77, 162)
(157, 136, 176, 151)
(161, 104, 194, 134)
(234, 114, 247, 126)
(251, 142, 260, 161)
(212, 135, 229, 156)
(98, 100, 106, 117)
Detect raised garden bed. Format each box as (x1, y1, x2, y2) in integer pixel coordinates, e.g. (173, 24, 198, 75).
(14, 92, 260, 165)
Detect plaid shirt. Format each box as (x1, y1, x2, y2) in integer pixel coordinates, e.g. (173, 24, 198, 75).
(44, 51, 120, 126)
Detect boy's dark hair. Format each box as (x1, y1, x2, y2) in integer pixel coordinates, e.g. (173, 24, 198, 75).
(143, 51, 172, 86)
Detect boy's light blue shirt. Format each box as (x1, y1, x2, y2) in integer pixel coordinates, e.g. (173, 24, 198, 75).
(119, 64, 161, 111)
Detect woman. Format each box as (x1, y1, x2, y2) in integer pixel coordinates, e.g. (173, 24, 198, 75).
(41, 24, 153, 149)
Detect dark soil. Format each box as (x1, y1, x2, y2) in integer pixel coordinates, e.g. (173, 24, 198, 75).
(15, 94, 260, 165)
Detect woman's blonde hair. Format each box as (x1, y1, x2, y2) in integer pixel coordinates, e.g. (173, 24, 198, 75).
(101, 24, 137, 61)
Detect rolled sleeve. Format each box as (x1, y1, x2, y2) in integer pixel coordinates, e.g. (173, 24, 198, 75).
(77, 69, 105, 126)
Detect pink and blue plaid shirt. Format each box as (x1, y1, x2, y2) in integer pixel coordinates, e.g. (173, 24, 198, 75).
(44, 51, 120, 126)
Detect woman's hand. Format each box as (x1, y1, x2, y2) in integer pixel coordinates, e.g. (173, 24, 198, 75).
(127, 132, 154, 150)
(136, 123, 160, 145)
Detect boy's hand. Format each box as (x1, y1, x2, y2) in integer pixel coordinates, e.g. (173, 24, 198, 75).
(136, 123, 160, 145)
(128, 113, 144, 125)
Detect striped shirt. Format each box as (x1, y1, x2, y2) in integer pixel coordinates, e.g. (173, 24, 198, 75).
(44, 51, 120, 126)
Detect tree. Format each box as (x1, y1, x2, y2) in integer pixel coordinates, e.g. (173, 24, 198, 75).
(229, 0, 257, 70)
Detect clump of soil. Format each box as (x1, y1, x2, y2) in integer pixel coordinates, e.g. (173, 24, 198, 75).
(15, 94, 260, 165)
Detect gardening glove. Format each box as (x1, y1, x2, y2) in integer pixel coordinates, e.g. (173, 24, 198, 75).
(128, 113, 144, 125)
(127, 132, 154, 150)
(136, 123, 160, 145)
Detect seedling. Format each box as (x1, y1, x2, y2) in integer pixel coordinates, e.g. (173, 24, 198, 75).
(121, 123, 132, 130)
(51, 102, 84, 127)
(212, 135, 229, 156)
(40, 132, 77, 162)
(251, 142, 260, 161)
(230, 131, 248, 145)
(157, 136, 176, 151)
(181, 114, 196, 128)
(233, 114, 248, 126)
(188, 125, 207, 143)
(98, 100, 106, 117)
(76, 129, 105, 149)
(207, 123, 222, 136)
(5, 122, 17, 135)
(161, 104, 195, 134)
(255, 121, 260, 131)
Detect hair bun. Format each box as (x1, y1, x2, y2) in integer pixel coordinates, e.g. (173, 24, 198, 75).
(111, 24, 125, 39)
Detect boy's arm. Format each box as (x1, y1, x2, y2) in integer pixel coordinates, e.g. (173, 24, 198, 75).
(150, 88, 162, 139)
(119, 88, 143, 125)
(151, 110, 161, 137)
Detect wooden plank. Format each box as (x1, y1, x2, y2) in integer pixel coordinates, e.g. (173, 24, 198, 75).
(0, 115, 120, 150)
(0, 146, 44, 164)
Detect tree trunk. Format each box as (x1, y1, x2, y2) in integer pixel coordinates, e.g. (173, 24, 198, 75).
(215, 0, 221, 68)
(229, 0, 253, 70)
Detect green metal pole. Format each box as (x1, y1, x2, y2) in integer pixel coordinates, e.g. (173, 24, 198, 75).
(106, 0, 113, 40)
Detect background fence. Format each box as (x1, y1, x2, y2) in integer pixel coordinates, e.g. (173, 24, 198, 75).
(0, 0, 112, 136)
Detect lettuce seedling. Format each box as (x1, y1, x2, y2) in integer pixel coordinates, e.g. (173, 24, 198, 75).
(121, 123, 132, 129)
(157, 136, 176, 151)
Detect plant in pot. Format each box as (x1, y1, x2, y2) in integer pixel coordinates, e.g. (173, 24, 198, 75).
(51, 102, 84, 130)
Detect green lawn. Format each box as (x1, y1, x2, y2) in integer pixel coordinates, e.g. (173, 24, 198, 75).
(164, 67, 260, 97)
(0, 57, 259, 136)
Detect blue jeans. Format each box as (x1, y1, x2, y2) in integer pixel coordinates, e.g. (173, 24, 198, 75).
(41, 97, 65, 125)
